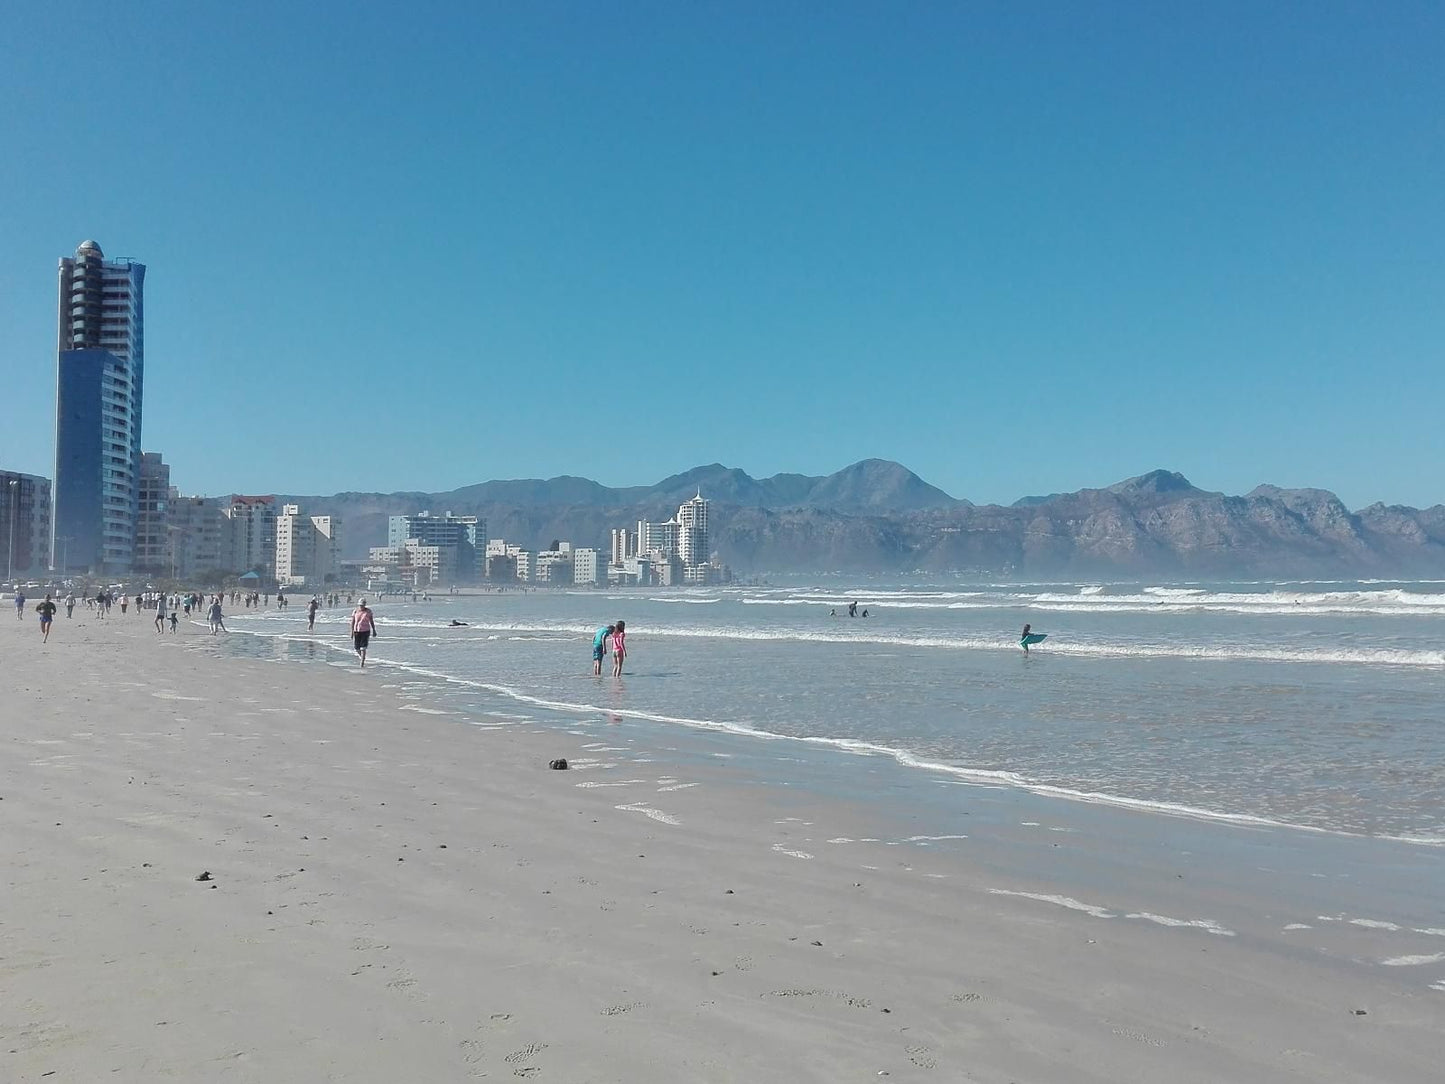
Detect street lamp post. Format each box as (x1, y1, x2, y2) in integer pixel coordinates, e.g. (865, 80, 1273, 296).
(7, 479, 17, 582)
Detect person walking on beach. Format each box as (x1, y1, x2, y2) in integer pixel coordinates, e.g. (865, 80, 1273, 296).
(65, 592, 75, 618)
(350, 600, 377, 668)
(611, 620, 626, 677)
(15, 589, 26, 619)
(36, 594, 57, 642)
(208, 598, 225, 634)
(154, 595, 166, 633)
(307, 596, 319, 631)
(168, 609, 179, 634)
(592, 623, 614, 675)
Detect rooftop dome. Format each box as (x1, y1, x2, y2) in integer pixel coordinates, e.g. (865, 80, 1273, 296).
(77, 240, 103, 255)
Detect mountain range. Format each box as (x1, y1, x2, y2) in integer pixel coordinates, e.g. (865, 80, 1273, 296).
(283, 461, 1445, 577)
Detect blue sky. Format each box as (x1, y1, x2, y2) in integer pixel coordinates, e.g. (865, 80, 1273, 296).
(1, 1, 1441, 508)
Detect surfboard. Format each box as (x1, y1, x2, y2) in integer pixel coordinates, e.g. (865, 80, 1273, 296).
(1020, 633, 1048, 646)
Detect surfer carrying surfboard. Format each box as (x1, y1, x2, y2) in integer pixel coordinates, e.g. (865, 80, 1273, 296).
(1020, 623, 1048, 652)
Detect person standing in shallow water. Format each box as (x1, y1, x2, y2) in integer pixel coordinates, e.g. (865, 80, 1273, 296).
(611, 620, 626, 677)
(350, 600, 378, 667)
(592, 623, 614, 676)
(307, 596, 319, 631)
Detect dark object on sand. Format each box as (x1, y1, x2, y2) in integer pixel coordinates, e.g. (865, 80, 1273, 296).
(195, 871, 212, 882)
(549, 758, 569, 770)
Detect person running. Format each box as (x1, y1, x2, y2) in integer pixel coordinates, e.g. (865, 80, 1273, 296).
(208, 597, 226, 634)
(611, 620, 626, 677)
(307, 596, 319, 631)
(36, 594, 57, 642)
(350, 600, 377, 667)
(15, 589, 26, 620)
(65, 592, 76, 618)
(592, 623, 615, 675)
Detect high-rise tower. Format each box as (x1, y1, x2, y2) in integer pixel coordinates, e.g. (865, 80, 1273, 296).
(53, 240, 146, 574)
(677, 491, 709, 567)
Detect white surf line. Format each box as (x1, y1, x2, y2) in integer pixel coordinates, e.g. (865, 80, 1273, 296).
(992, 890, 1235, 934)
(990, 889, 1115, 919)
(615, 802, 680, 825)
(903, 834, 970, 843)
(575, 780, 646, 788)
(1380, 953, 1445, 967)
(398, 705, 452, 715)
(771, 843, 815, 860)
(657, 781, 699, 792)
(1125, 912, 1236, 937)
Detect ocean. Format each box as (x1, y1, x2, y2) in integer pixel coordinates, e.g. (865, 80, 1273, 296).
(222, 578, 1445, 847)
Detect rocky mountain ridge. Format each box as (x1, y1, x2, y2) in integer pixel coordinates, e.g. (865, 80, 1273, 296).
(284, 464, 1445, 577)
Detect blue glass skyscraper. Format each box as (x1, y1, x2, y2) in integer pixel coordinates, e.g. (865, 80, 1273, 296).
(53, 240, 145, 575)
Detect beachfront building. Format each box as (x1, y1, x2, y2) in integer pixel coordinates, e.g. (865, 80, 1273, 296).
(0, 470, 53, 578)
(572, 548, 601, 586)
(275, 504, 342, 586)
(388, 511, 486, 583)
(484, 551, 516, 582)
(225, 495, 277, 579)
(624, 492, 722, 585)
(133, 452, 170, 574)
(533, 548, 573, 584)
(165, 492, 228, 579)
(677, 491, 709, 567)
(610, 527, 636, 567)
(53, 240, 146, 575)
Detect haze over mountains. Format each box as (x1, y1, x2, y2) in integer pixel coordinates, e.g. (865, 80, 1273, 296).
(287, 461, 1445, 577)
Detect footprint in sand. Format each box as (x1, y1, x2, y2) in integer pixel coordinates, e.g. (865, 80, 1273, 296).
(504, 1042, 548, 1069)
(599, 1001, 643, 1017)
(906, 1043, 937, 1069)
(1111, 1026, 1165, 1047)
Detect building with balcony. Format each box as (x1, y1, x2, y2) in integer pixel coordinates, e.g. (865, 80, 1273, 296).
(572, 548, 601, 586)
(275, 504, 342, 586)
(53, 240, 145, 574)
(388, 511, 486, 582)
(226, 495, 277, 578)
(133, 452, 170, 573)
(1, 470, 52, 578)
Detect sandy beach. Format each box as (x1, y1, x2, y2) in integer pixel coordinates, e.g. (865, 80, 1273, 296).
(3, 606, 1441, 1082)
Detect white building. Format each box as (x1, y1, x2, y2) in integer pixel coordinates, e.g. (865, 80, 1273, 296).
(610, 527, 635, 567)
(677, 491, 709, 567)
(275, 503, 342, 586)
(572, 548, 600, 586)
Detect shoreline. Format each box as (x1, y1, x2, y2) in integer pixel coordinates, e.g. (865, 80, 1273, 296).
(224, 610, 1445, 847)
(4, 612, 1442, 1080)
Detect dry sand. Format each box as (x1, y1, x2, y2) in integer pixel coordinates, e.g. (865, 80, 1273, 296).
(2, 606, 1441, 1081)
